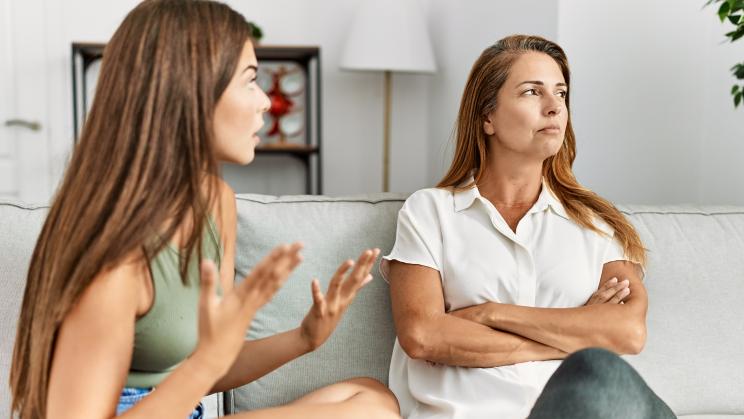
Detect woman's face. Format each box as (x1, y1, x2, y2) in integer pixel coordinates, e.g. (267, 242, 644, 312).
(213, 40, 270, 164)
(483, 51, 569, 162)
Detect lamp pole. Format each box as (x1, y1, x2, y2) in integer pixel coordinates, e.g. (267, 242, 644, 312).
(339, 0, 436, 193)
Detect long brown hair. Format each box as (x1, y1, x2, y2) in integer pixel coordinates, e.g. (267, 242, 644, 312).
(438, 35, 646, 266)
(10, 1, 252, 417)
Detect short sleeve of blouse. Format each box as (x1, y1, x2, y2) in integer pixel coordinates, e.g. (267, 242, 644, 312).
(602, 232, 626, 265)
(601, 229, 646, 279)
(379, 190, 443, 282)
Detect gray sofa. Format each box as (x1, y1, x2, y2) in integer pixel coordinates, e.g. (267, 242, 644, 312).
(2, 195, 743, 418)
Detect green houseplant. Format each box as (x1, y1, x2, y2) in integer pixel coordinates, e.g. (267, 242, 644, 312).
(707, 0, 744, 107)
(248, 21, 264, 43)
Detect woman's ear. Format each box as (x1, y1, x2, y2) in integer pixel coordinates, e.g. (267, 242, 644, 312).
(483, 114, 495, 136)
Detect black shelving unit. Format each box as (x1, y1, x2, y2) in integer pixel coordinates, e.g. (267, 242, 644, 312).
(71, 43, 322, 194)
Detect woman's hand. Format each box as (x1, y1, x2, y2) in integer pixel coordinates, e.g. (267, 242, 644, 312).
(194, 243, 303, 379)
(584, 277, 630, 306)
(299, 248, 381, 351)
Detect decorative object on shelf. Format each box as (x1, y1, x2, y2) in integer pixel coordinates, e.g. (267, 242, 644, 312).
(71, 44, 323, 194)
(259, 63, 307, 147)
(340, 0, 436, 192)
(705, 0, 744, 108)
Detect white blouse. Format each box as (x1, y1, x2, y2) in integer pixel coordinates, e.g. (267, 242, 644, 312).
(380, 179, 628, 419)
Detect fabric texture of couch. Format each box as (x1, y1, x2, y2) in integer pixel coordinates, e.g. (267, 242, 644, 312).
(1, 195, 743, 418)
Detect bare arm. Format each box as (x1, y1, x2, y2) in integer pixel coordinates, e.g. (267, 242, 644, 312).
(388, 260, 567, 368)
(209, 328, 311, 393)
(450, 260, 647, 355)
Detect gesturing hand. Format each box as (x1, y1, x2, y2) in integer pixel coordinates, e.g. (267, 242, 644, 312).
(195, 243, 303, 378)
(584, 277, 630, 306)
(299, 248, 381, 351)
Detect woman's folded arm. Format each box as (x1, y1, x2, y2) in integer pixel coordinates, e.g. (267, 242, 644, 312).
(388, 260, 567, 368)
(449, 260, 648, 355)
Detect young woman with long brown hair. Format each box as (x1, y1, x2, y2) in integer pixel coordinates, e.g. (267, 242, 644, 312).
(381, 35, 676, 418)
(9, 1, 400, 418)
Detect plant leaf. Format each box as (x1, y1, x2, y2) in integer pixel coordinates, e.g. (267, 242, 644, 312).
(725, 25, 744, 40)
(732, 63, 744, 79)
(733, 85, 742, 94)
(731, 27, 744, 41)
(719, 1, 731, 20)
(728, 14, 742, 24)
(734, 91, 742, 107)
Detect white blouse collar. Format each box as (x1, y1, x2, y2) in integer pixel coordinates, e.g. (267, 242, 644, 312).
(452, 177, 570, 220)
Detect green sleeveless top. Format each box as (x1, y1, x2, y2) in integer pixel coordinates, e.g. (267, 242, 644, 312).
(126, 217, 223, 388)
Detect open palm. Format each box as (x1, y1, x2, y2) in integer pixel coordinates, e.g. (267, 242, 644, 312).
(299, 248, 380, 351)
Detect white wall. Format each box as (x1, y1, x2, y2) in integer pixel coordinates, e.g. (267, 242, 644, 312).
(698, 8, 744, 204)
(558, 0, 744, 205)
(4, 0, 742, 203)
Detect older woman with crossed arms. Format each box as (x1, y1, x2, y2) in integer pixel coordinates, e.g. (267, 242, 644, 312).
(381, 35, 676, 419)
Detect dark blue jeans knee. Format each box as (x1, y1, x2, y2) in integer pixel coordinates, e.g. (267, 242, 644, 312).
(528, 348, 676, 419)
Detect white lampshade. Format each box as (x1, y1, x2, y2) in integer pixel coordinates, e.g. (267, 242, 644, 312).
(340, 0, 436, 73)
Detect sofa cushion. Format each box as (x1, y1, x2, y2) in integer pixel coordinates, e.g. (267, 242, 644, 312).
(619, 205, 744, 416)
(229, 193, 407, 412)
(0, 201, 49, 417)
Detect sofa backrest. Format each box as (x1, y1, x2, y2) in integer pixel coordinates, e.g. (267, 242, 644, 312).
(0, 201, 49, 417)
(616, 205, 744, 416)
(228, 194, 407, 412)
(1, 198, 743, 417)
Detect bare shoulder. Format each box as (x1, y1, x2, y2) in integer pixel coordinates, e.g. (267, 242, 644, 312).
(73, 252, 146, 320)
(48, 253, 145, 415)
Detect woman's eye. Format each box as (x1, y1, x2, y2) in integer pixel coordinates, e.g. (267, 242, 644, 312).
(524, 88, 538, 96)
(557, 90, 567, 98)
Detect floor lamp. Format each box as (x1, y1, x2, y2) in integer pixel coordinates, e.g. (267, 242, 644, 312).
(339, 0, 436, 192)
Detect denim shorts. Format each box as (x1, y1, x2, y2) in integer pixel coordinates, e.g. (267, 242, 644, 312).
(116, 387, 204, 418)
